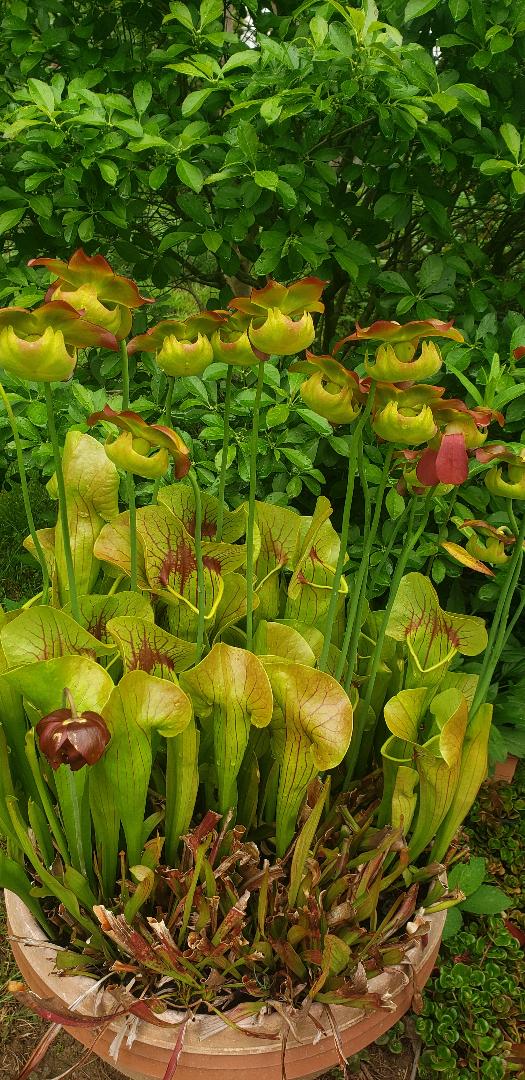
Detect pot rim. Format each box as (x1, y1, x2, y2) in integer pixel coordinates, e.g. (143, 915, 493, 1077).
(5, 887, 446, 1055)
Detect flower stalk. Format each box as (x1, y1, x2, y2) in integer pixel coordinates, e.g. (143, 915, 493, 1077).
(43, 383, 79, 621)
(318, 387, 375, 672)
(216, 366, 233, 541)
(245, 358, 266, 651)
(470, 505, 525, 718)
(187, 468, 205, 662)
(338, 445, 394, 687)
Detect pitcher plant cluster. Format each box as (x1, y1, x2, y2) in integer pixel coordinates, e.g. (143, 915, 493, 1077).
(0, 251, 523, 1020)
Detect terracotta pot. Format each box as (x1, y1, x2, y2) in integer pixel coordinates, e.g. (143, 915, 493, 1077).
(5, 890, 445, 1080)
(493, 754, 519, 783)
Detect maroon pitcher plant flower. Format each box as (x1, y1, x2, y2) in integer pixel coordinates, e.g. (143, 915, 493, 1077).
(37, 690, 110, 771)
(415, 401, 504, 487)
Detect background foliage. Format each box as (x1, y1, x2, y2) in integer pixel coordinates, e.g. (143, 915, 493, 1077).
(1, 0, 524, 351)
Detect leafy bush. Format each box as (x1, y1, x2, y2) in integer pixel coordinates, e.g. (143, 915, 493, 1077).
(1, 0, 524, 352)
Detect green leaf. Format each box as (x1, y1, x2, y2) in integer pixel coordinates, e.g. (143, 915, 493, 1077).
(288, 779, 329, 907)
(164, 1, 194, 28)
(512, 171, 525, 195)
(221, 50, 260, 73)
(377, 271, 411, 294)
(405, 0, 439, 20)
(265, 659, 353, 855)
(480, 158, 515, 176)
(236, 121, 259, 164)
(133, 80, 153, 115)
(386, 488, 405, 519)
(387, 573, 488, 687)
(442, 905, 463, 940)
(431, 704, 493, 863)
(149, 163, 169, 190)
(266, 403, 290, 428)
(310, 14, 329, 45)
(181, 643, 273, 814)
(182, 88, 215, 116)
(448, 856, 486, 896)
(202, 230, 222, 252)
(107, 616, 196, 677)
(176, 159, 204, 192)
(27, 78, 55, 113)
(48, 432, 120, 602)
(448, 0, 468, 19)
(500, 123, 521, 160)
(0, 208, 25, 235)
(199, 0, 223, 26)
(461, 885, 510, 915)
(28, 193, 53, 218)
(78, 216, 95, 241)
(91, 670, 192, 870)
(165, 716, 200, 861)
(254, 170, 279, 191)
(1, 607, 115, 668)
(98, 159, 119, 186)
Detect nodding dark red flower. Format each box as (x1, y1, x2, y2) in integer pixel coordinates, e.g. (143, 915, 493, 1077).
(36, 690, 110, 771)
(417, 433, 469, 487)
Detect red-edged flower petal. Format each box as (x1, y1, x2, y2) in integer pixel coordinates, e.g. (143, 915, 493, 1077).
(462, 519, 516, 544)
(432, 398, 504, 428)
(416, 448, 441, 487)
(335, 318, 464, 352)
(475, 443, 513, 463)
(127, 312, 227, 355)
(435, 432, 469, 484)
(88, 405, 191, 477)
(229, 276, 327, 316)
(29, 249, 153, 308)
(0, 301, 118, 351)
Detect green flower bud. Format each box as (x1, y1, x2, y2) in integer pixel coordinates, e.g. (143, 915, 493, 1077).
(0, 325, 76, 382)
(365, 340, 443, 383)
(211, 328, 259, 368)
(51, 283, 132, 339)
(156, 333, 214, 377)
(466, 535, 510, 567)
(373, 401, 437, 446)
(300, 370, 361, 425)
(249, 309, 315, 356)
(104, 432, 169, 479)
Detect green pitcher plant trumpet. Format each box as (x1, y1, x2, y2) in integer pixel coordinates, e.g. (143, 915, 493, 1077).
(0, 252, 521, 1027)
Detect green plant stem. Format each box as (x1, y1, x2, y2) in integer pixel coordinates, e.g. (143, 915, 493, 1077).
(187, 467, 205, 663)
(369, 505, 408, 590)
(118, 337, 139, 586)
(152, 376, 174, 504)
(245, 359, 265, 652)
(318, 388, 375, 673)
(469, 499, 523, 714)
(470, 507, 525, 719)
(120, 338, 130, 411)
(43, 383, 79, 621)
(216, 365, 233, 541)
(502, 587, 525, 649)
(426, 488, 458, 575)
(362, 490, 433, 712)
(127, 473, 138, 591)
(0, 382, 49, 603)
(346, 491, 434, 783)
(338, 446, 394, 688)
